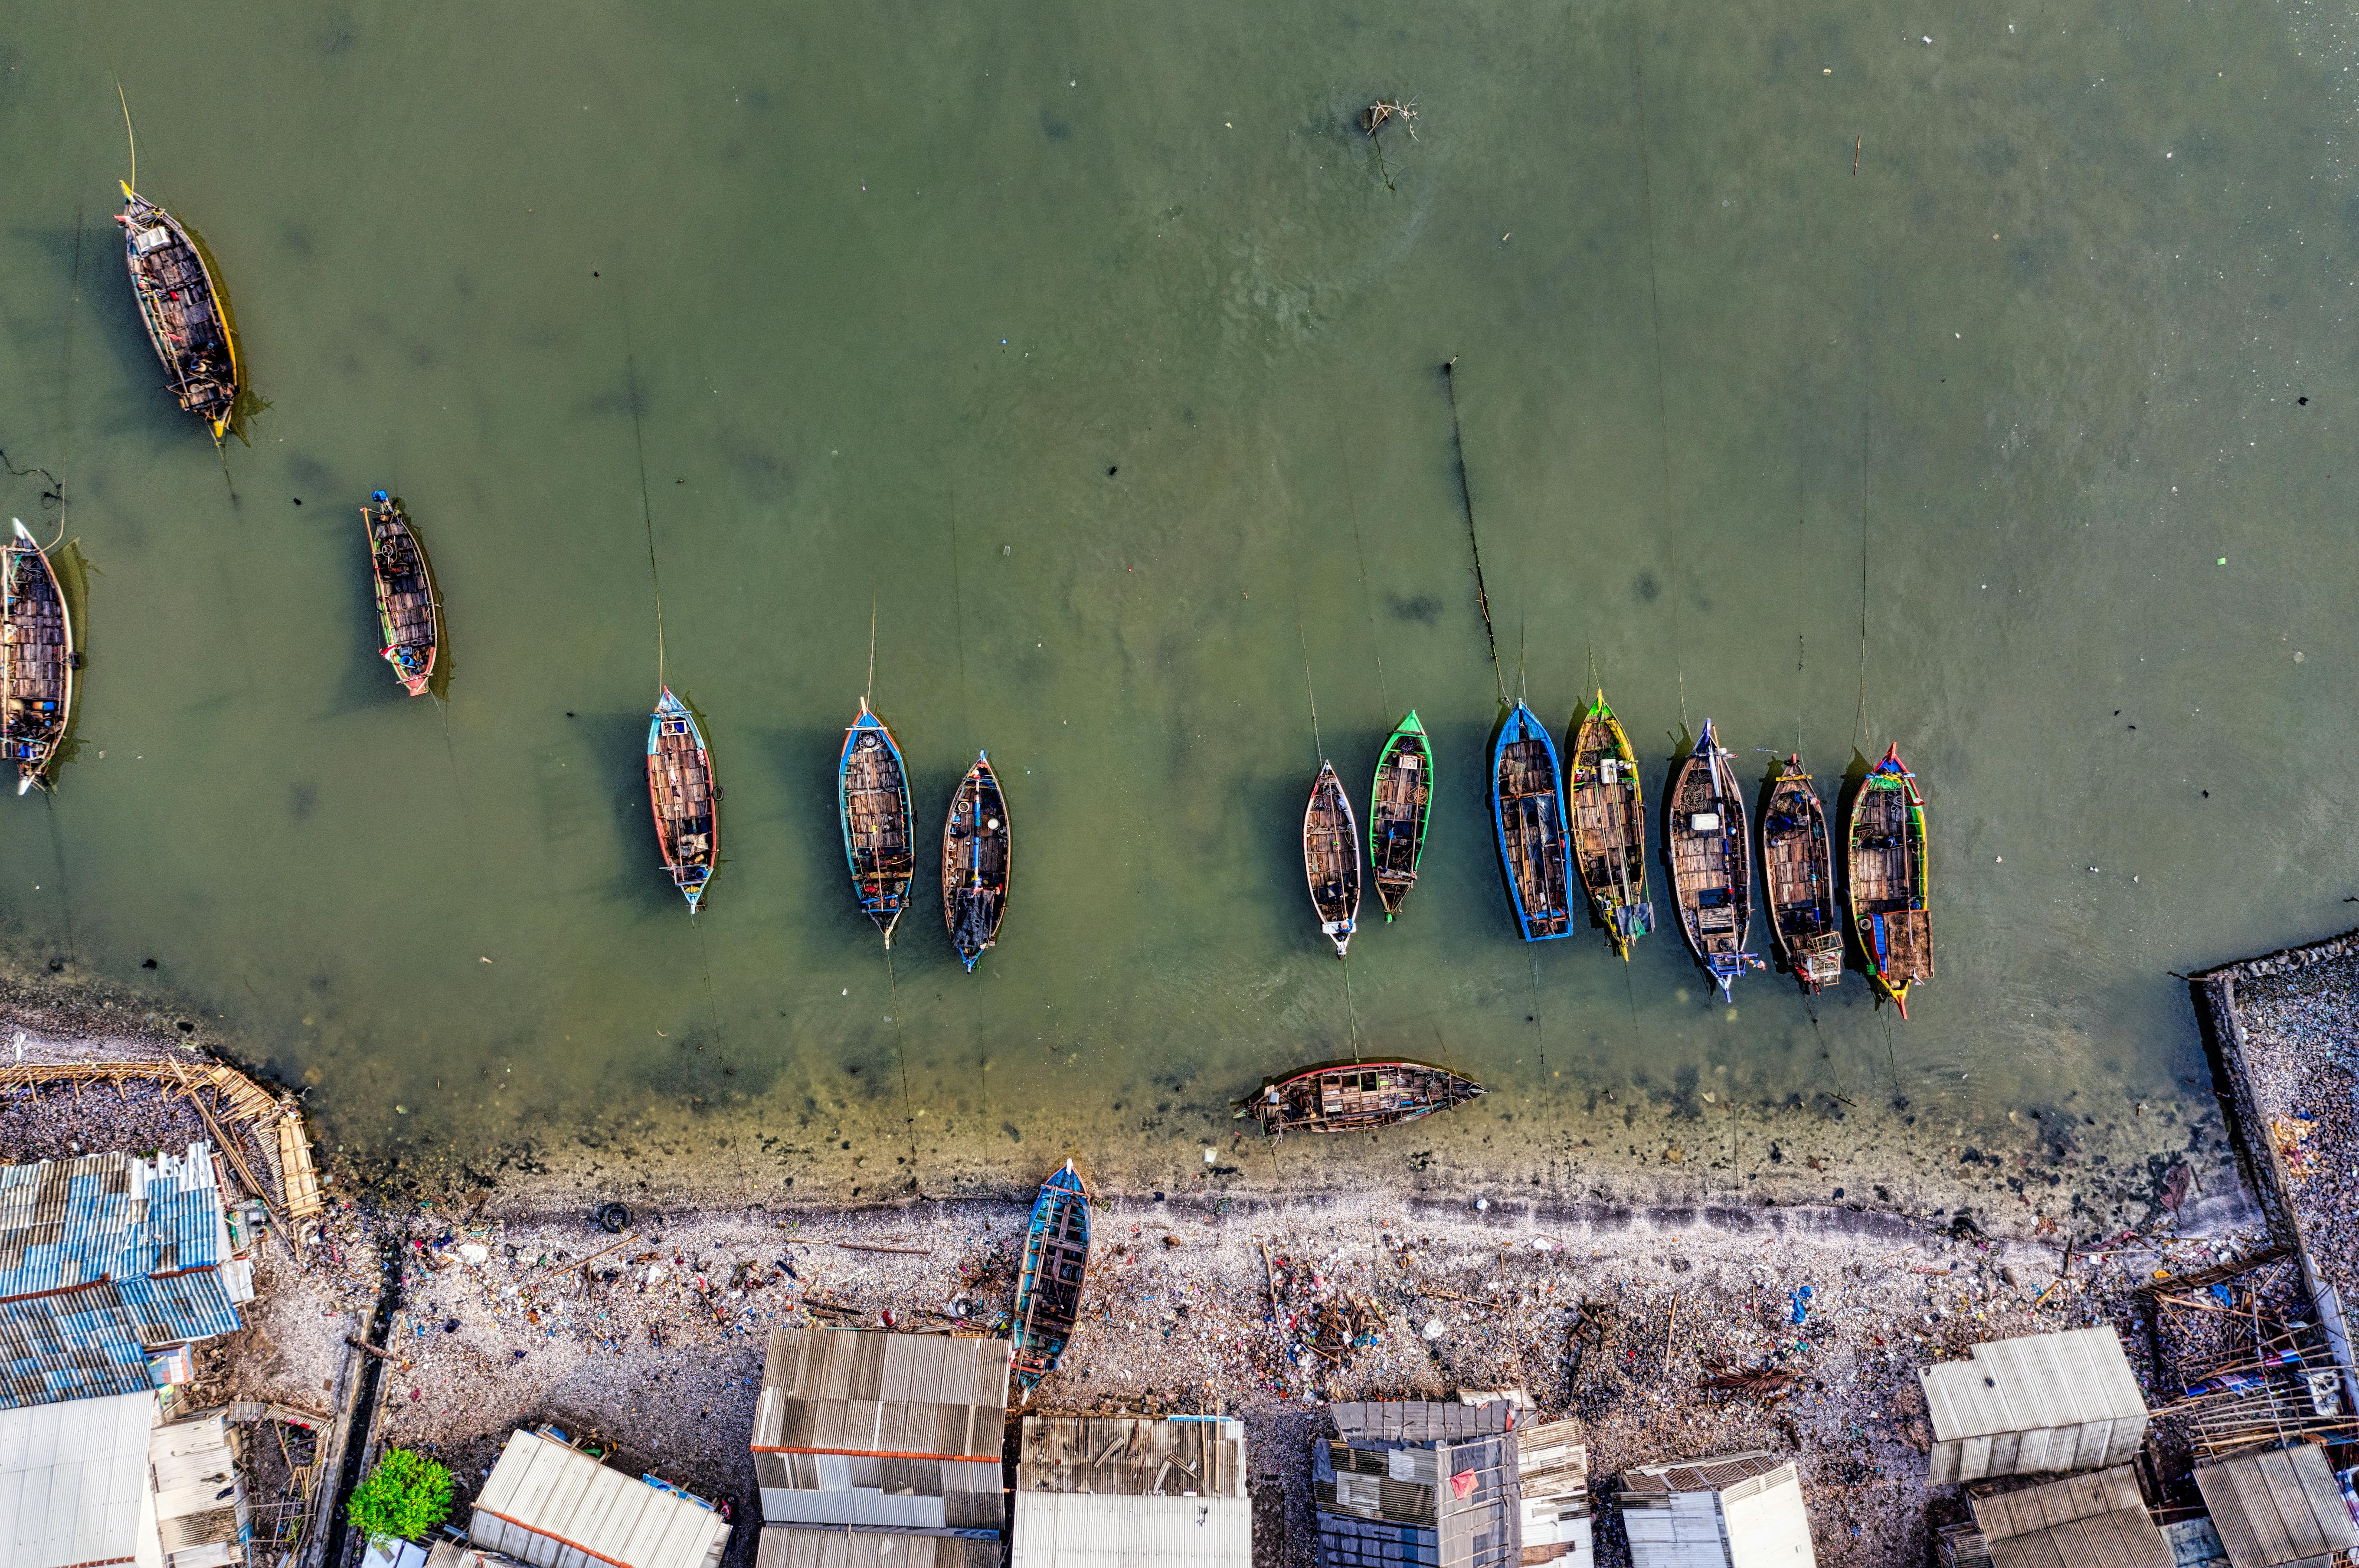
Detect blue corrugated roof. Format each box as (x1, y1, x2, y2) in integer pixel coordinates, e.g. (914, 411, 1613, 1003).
(0, 1143, 241, 1410)
(0, 1144, 222, 1300)
(0, 1284, 159, 1408)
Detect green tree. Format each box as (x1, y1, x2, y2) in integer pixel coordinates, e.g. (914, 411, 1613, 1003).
(345, 1447, 454, 1546)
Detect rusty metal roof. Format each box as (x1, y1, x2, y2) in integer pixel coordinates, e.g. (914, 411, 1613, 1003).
(2195, 1445, 2359, 1567)
(754, 1328, 1011, 1460)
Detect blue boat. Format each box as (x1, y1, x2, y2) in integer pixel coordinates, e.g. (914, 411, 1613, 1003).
(1491, 701, 1573, 940)
(1012, 1160, 1091, 1395)
(838, 700, 915, 946)
(1666, 720, 1763, 1000)
(646, 689, 717, 911)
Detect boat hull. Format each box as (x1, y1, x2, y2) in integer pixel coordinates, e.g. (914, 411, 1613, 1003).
(840, 702, 915, 945)
(1666, 720, 1759, 998)
(363, 494, 440, 697)
(1492, 701, 1573, 940)
(647, 689, 717, 910)
(117, 186, 239, 441)
(942, 753, 1009, 971)
(1, 521, 72, 795)
(1012, 1162, 1091, 1394)
(1239, 1058, 1485, 1134)
(1846, 744, 1932, 1015)
(1369, 711, 1432, 920)
(1762, 756, 1842, 992)
(1567, 692, 1655, 956)
(1303, 761, 1361, 957)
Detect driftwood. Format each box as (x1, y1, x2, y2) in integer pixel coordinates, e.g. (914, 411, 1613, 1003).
(834, 1241, 931, 1256)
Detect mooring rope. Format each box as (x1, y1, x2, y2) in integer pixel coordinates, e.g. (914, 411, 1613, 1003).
(1632, 37, 1688, 734)
(1440, 360, 1506, 705)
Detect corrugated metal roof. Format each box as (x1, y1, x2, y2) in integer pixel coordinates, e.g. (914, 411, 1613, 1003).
(755, 1329, 1011, 1458)
(2195, 1445, 2359, 1566)
(0, 1389, 156, 1568)
(1922, 1328, 2149, 1484)
(0, 1142, 223, 1301)
(471, 1429, 731, 1568)
(756, 1526, 1002, 1568)
(1014, 1493, 1251, 1568)
(1330, 1402, 1514, 1443)
(0, 1282, 159, 1408)
(1617, 1450, 1788, 1497)
(1971, 1467, 2169, 1568)
(1018, 1417, 1245, 1498)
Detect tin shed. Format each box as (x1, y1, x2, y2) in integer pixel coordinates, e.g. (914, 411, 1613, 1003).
(752, 1327, 1012, 1531)
(2193, 1445, 2359, 1567)
(1921, 1327, 2150, 1484)
(1315, 1401, 1522, 1568)
(758, 1527, 1004, 1568)
(1615, 1450, 1816, 1568)
(1012, 1415, 1250, 1568)
(1516, 1418, 1593, 1568)
(468, 1429, 730, 1568)
(1967, 1466, 2169, 1568)
(0, 1390, 156, 1568)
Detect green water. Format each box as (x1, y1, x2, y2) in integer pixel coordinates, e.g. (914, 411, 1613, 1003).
(1, 0, 2352, 1205)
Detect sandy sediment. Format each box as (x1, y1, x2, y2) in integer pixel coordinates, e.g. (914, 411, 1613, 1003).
(0, 984, 2277, 1568)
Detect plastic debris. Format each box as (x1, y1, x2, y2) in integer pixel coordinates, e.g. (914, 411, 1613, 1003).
(1790, 1284, 1815, 1325)
(1423, 1317, 1447, 1339)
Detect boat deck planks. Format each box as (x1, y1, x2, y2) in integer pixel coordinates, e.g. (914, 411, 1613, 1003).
(1762, 754, 1843, 992)
(647, 688, 717, 910)
(1303, 760, 1362, 957)
(116, 185, 239, 440)
(1013, 1161, 1092, 1395)
(1492, 701, 1573, 940)
(1665, 720, 1760, 998)
(942, 752, 1009, 971)
(840, 700, 915, 945)
(1847, 743, 1933, 1015)
(363, 493, 439, 697)
(1241, 1058, 1485, 1134)
(0, 522, 72, 795)
(1368, 711, 1433, 921)
(1567, 691, 1654, 956)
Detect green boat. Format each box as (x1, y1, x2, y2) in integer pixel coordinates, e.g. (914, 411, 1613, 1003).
(1368, 710, 1433, 920)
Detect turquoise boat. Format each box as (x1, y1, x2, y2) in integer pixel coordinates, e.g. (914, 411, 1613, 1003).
(1012, 1160, 1091, 1395)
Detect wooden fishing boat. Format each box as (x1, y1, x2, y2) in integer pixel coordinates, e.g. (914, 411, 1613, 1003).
(646, 688, 717, 911)
(1491, 701, 1572, 940)
(1847, 743, 1933, 1016)
(1368, 711, 1433, 921)
(1012, 1160, 1091, 1395)
(116, 184, 239, 441)
(1761, 754, 1843, 993)
(839, 700, 915, 946)
(1237, 1058, 1485, 1135)
(2, 520, 73, 796)
(362, 492, 438, 697)
(1566, 691, 1654, 957)
(942, 751, 1009, 972)
(1665, 720, 1761, 1000)
(1303, 761, 1361, 957)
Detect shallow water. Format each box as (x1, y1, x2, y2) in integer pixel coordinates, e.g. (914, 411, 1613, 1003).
(0, 0, 2351, 1208)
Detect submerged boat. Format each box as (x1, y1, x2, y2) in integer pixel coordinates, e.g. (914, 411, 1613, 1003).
(362, 493, 438, 696)
(1303, 761, 1361, 957)
(942, 752, 1009, 971)
(646, 688, 717, 910)
(1491, 701, 1572, 940)
(839, 700, 915, 945)
(1847, 743, 1933, 1016)
(1761, 755, 1843, 993)
(1368, 711, 1433, 921)
(1567, 691, 1654, 957)
(1665, 720, 1760, 1000)
(2, 520, 73, 795)
(116, 184, 239, 441)
(1012, 1161, 1091, 1395)
(1237, 1059, 1485, 1135)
